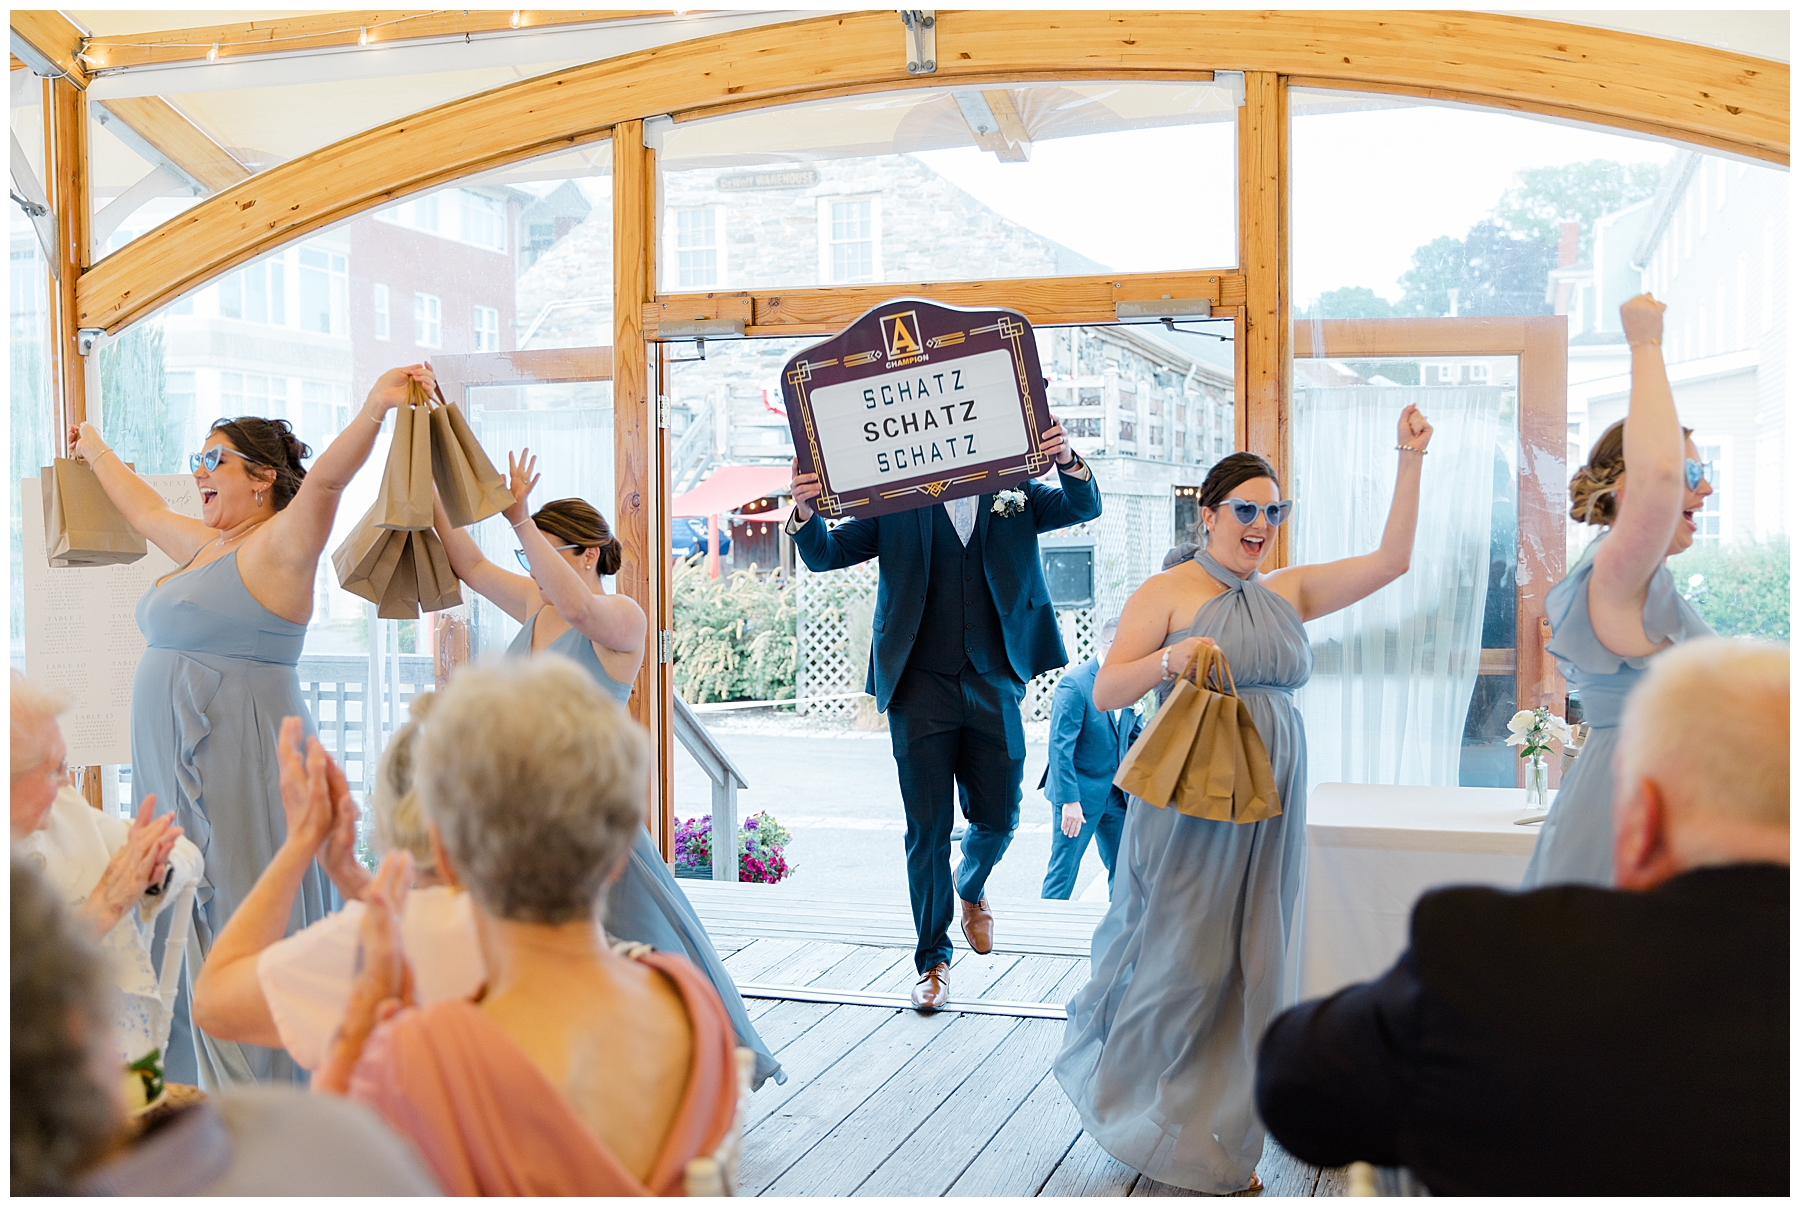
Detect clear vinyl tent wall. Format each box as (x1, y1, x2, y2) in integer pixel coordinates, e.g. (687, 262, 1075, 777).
(9, 9, 1788, 847)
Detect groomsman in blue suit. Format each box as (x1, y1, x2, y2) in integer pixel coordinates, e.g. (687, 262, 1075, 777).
(789, 420, 1101, 1010)
(1039, 617, 1141, 902)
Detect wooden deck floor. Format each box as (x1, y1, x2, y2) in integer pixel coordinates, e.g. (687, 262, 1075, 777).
(711, 921, 1347, 1197)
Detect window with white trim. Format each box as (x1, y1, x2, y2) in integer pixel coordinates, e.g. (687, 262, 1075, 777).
(819, 196, 880, 284)
(673, 208, 722, 289)
(219, 258, 286, 325)
(415, 293, 442, 348)
(372, 283, 390, 340)
(298, 248, 347, 335)
(473, 304, 499, 353)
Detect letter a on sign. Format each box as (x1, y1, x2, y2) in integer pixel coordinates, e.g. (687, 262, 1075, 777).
(881, 311, 923, 360)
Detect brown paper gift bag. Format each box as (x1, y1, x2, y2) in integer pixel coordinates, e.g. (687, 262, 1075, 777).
(1113, 644, 1281, 825)
(377, 534, 422, 619)
(332, 503, 409, 604)
(41, 457, 148, 567)
(410, 528, 463, 613)
(428, 385, 515, 528)
(375, 383, 434, 531)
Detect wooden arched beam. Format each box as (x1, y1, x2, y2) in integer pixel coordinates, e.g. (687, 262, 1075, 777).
(77, 8, 1787, 333)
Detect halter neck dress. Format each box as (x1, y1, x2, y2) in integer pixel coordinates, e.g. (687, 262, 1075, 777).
(1520, 535, 1712, 888)
(132, 549, 334, 1089)
(1054, 549, 1314, 1194)
(506, 610, 784, 1089)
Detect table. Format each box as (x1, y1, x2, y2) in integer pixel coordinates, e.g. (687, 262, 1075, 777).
(1292, 783, 1545, 1001)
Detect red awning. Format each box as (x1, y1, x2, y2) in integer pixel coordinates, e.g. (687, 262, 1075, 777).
(671, 465, 792, 518)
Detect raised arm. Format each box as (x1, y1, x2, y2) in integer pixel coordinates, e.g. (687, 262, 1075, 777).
(263, 365, 431, 575)
(433, 489, 541, 623)
(1092, 574, 1213, 711)
(1271, 405, 1432, 622)
(69, 423, 214, 564)
(1590, 295, 1685, 632)
(191, 717, 335, 1048)
(788, 460, 883, 570)
(504, 450, 646, 653)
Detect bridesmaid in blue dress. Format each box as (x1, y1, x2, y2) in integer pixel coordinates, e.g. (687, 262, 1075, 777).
(72, 364, 437, 1088)
(1523, 294, 1714, 889)
(433, 451, 783, 1089)
(1055, 404, 1435, 1194)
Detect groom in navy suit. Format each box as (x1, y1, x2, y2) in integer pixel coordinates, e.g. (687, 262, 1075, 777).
(789, 420, 1101, 1009)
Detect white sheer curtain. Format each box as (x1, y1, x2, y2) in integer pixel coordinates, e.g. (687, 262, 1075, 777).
(1290, 382, 1504, 790)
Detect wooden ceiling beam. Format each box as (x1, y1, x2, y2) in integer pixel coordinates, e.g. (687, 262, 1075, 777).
(644, 271, 1243, 340)
(76, 9, 1789, 334)
(78, 10, 673, 71)
(92, 96, 250, 194)
(11, 11, 90, 87)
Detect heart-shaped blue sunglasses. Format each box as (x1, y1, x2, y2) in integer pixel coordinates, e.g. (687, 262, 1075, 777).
(1684, 458, 1714, 491)
(189, 445, 260, 473)
(1217, 498, 1295, 527)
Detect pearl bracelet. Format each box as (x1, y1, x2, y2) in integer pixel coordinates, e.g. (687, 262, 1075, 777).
(364, 409, 384, 426)
(509, 516, 535, 530)
(1395, 445, 1427, 455)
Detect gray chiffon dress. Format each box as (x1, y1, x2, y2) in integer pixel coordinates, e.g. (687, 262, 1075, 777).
(1054, 549, 1313, 1194)
(132, 550, 334, 1089)
(1519, 535, 1712, 889)
(506, 611, 784, 1089)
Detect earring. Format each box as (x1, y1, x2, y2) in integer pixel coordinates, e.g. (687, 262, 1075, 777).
(255, 489, 265, 505)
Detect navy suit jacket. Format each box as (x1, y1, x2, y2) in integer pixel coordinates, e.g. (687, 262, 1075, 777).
(792, 470, 1102, 712)
(1037, 659, 1141, 811)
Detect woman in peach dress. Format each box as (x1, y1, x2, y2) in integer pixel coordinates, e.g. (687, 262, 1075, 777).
(315, 657, 740, 1195)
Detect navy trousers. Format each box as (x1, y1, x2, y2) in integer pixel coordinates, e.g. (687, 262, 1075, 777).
(1040, 794, 1127, 901)
(887, 662, 1026, 974)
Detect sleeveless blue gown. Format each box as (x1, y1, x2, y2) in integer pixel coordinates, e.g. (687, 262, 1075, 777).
(132, 550, 333, 1088)
(1520, 535, 1712, 888)
(1054, 550, 1314, 1194)
(506, 611, 784, 1089)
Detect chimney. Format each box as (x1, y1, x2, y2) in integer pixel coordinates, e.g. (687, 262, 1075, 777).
(1558, 220, 1580, 268)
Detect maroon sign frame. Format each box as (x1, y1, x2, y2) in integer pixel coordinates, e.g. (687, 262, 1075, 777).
(782, 298, 1052, 520)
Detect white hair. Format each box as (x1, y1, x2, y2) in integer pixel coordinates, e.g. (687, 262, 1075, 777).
(1615, 637, 1789, 829)
(414, 654, 649, 925)
(10, 672, 69, 777)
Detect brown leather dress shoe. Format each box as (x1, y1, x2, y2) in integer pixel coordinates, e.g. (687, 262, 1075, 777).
(911, 962, 950, 1011)
(960, 895, 994, 955)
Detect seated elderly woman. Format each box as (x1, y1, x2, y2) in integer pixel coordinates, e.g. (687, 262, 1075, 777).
(10, 671, 203, 1092)
(193, 693, 484, 1070)
(10, 854, 438, 1194)
(314, 655, 743, 1195)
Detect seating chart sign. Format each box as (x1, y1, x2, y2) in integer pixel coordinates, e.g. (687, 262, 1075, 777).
(19, 475, 200, 766)
(782, 298, 1052, 519)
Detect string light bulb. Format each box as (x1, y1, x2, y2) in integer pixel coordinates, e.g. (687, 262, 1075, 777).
(357, 26, 370, 45)
(206, 42, 219, 61)
(510, 10, 522, 27)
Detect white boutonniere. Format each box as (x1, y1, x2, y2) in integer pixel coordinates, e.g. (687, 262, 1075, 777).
(991, 489, 1028, 518)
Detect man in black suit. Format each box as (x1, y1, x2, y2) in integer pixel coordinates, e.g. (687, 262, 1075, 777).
(789, 421, 1100, 1010)
(1255, 637, 1789, 1196)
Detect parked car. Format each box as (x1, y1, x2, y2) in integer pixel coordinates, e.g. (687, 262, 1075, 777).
(671, 515, 731, 560)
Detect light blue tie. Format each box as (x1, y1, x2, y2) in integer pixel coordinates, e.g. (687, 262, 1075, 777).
(946, 496, 977, 546)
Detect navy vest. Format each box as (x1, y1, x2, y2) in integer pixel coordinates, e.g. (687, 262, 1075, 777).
(913, 502, 1006, 675)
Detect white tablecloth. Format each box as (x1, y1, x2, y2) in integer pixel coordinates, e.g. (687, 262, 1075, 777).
(1293, 783, 1544, 1001)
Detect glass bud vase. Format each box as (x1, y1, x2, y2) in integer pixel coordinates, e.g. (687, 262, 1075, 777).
(1524, 753, 1550, 810)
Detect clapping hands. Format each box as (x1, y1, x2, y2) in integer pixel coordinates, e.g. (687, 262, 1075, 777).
(275, 715, 371, 900)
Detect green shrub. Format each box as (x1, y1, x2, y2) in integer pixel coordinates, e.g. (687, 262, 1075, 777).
(671, 564, 797, 702)
(1667, 537, 1789, 641)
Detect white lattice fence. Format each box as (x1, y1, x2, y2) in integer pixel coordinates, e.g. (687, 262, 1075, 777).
(796, 560, 1098, 723)
(795, 561, 879, 719)
(1022, 606, 1099, 721)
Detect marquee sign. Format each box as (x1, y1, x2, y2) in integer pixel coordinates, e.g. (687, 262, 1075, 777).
(781, 298, 1052, 520)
